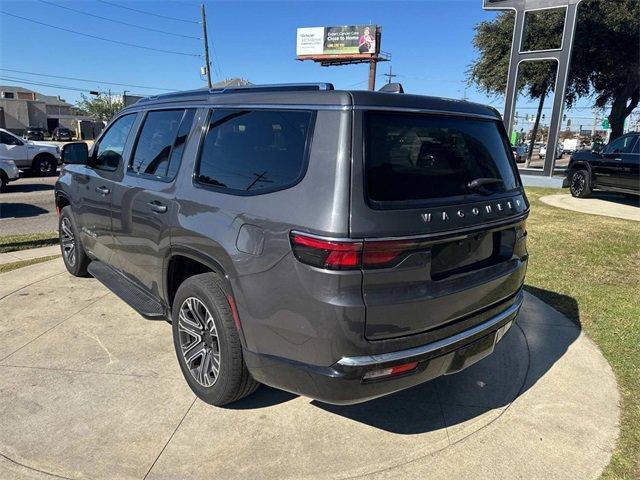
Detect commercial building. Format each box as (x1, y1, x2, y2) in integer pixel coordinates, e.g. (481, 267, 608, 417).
(0, 85, 101, 138)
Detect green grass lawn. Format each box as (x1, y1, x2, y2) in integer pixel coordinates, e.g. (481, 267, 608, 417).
(524, 187, 639, 479)
(0, 232, 58, 253)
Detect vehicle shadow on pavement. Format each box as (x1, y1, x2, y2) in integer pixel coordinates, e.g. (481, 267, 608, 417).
(0, 203, 50, 219)
(310, 289, 581, 434)
(589, 192, 639, 208)
(3, 182, 54, 193)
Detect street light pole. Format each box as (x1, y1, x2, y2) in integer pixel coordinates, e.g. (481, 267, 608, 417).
(201, 4, 213, 89)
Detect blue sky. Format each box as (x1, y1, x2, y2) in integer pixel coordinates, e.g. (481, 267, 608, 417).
(0, 0, 607, 129)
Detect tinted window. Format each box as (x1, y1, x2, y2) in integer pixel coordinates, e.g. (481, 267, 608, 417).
(633, 137, 640, 154)
(0, 131, 21, 145)
(604, 135, 637, 154)
(167, 109, 196, 179)
(196, 109, 313, 193)
(130, 110, 184, 177)
(365, 112, 519, 205)
(92, 114, 136, 171)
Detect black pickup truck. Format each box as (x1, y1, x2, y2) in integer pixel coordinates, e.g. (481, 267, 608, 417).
(564, 132, 639, 198)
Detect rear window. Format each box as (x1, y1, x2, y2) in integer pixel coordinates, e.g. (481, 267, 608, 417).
(365, 112, 519, 205)
(195, 109, 313, 194)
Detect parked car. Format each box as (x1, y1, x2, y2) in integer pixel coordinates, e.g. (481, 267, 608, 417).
(512, 143, 528, 163)
(562, 138, 579, 154)
(539, 143, 563, 160)
(55, 83, 529, 406)
(52, 127, 73, 141)
(564, 132, 639, 198)
(0, 128, 61, 176)
(23, 126, 45, 141)
(0, 156, 20, 192)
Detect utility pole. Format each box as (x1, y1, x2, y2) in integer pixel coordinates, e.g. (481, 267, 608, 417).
(383, 65, 397, 84)
(200, 4, 213, 89)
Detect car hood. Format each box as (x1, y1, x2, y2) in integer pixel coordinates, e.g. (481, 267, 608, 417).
(29, 141, 61, 157)
(571, 149, 599, 161)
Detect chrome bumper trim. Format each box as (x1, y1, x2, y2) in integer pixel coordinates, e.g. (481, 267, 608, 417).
(337, 291, 524, 367)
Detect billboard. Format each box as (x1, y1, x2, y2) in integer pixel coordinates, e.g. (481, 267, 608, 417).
(296, 25, 378, 56)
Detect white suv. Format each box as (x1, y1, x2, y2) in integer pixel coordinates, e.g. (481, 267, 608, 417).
(0, 128, 61, 176)
(0, 156, 19, 192)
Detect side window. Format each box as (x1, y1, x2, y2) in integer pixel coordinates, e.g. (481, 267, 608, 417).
(196, 109, 313, 194)
(92, 114, 136, 171)
(632, 137, 640, 154)
(129, 109, 186, 178)
(604, 136, 636, 155)
(0, 131, 22, 145)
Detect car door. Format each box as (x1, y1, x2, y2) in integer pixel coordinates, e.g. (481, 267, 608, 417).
(619, 135, 640, 192)
(74, 113, 138, 264)
(111, 108, 196, 298)
(0, 131, 29, 168)
(598, 135, 637, 189)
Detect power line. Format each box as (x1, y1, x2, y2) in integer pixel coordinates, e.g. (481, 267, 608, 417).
(2, 12, 201, 58)
(97, 0, 200, 24)
(0, 68, 175, 91)
(0, 75, 148, 98)
(0, 76, 108, 95)
(38, 0, 201, 40)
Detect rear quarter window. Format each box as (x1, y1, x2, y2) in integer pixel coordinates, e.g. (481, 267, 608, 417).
(195, 109, 314, 195)
(365, 111, 519, 206)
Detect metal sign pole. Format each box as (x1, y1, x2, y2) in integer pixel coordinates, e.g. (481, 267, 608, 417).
(483, 0, 583, 177)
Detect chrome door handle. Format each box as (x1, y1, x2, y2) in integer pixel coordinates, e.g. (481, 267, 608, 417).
(148, 201, 167, 213)
(95, 186, 110, 195)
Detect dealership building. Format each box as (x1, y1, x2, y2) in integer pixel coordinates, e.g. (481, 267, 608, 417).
(0, 85, 101, 138)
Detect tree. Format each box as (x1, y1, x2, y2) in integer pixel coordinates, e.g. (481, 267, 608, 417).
(76, 93, 123, 122)
(469, 8, 570, 166)
(468, 0, 640, 142)
(571, 0, 640, 139)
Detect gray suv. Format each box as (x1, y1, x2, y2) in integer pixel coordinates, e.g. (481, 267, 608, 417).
(55, 83, 529, 406)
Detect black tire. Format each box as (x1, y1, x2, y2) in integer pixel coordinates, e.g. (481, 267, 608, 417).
(33, 155, 57, 176)
(59, 206, 90, 276)
(569, 169, 592, 198)
(172, 273, 259, 406)
(0, 171, 7, 193)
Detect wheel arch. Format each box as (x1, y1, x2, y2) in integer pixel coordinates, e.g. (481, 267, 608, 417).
(33, 151, 57, 162)
(55, 191, 71, 213)
(568, 160, 592, 175)
(164, 246, 234, 311)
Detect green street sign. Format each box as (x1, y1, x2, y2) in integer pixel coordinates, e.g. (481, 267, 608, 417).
(510, 130, 518, 145)
(601, 118, 610, 129)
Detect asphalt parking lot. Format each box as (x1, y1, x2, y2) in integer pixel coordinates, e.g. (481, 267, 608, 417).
(0, 173, 59, 235)
(0, 258, 619, 480)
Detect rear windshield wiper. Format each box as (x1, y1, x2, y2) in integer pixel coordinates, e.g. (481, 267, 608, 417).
(467, 177, 504, 194)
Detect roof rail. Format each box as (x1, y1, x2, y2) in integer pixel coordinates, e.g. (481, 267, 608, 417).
(212, 83, 335, 94)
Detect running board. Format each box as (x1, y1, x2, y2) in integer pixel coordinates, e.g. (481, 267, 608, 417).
(88, 261, 167, 320)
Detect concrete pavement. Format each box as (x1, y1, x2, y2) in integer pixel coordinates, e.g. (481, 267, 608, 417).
(0, 245, 60, 265)
(0, 174, 58, 235)
(0, 259, 620, 480)
(541, 193, 640, 221)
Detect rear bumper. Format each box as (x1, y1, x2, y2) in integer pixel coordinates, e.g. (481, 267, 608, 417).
(245, 289, 524, 405)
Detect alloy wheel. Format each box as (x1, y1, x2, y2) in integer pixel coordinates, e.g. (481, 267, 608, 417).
(178, 297, 221, 387)
(39, 160, 53, 174)
(60, 217, 76, 267)
(571, 172, 585, 196)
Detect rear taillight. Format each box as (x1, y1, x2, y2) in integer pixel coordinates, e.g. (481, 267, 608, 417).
(362, 239, 427, 268)
(290, 234, 362, 270)
(290, 233, 429, 270)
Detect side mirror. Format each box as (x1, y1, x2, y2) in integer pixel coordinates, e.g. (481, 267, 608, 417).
(61, 142, 89, 165)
